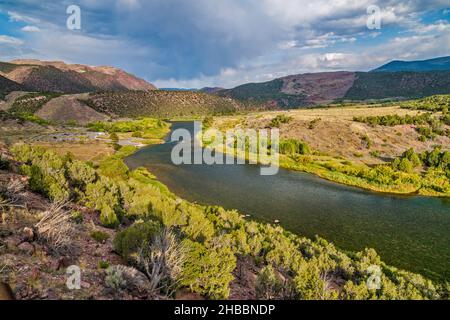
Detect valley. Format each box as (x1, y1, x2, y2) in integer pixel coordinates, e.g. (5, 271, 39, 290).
(0, 57, 449, 301)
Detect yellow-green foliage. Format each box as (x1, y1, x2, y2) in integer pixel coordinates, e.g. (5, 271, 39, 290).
(88, 118, 170, 142)
(9, 144, 450, 300)
(401, 94, 450, 112)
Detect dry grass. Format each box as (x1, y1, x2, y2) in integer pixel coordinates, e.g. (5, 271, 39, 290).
(34, 141, 114, 163)
(34, 201, 75, 254)
(136, 228, 185, 296)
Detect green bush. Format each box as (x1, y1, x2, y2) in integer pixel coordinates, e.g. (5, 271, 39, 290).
(114, 220, 161, 260)
(98, 260, 110, 269)
(279, 139, 311, 155)
(0, 156, 10, 170)
(270, 115, 292, 128)
(181, 239, 236, 299)
(71, 210, 84, 224)
(255, 265, 284, 299)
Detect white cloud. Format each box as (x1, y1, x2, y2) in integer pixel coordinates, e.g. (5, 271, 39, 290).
(8, 11, 40, 24)
(21, 25, 40, 32)
(0, 35, 24, 45)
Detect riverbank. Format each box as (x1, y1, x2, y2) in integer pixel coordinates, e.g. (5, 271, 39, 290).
(197, 130, 448, 198)
(7, 142, 449, 299)
(205, 108, 449, 198)
(128, 121, 450, 281)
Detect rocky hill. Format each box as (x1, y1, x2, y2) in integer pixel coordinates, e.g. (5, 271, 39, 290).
(216, 70, 450, 108)
(0, 60, 156, 94)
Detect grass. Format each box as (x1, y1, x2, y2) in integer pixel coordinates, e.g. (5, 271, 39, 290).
(34, 142, 114, 163)
(91, 231, 110, 243)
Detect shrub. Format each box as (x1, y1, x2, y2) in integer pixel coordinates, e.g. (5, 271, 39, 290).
(0, 157, 10, 170)
(361, 135, 372, 149)
(255, 265, 283, 300)
(114, 220, 161, 260)
(270, 115, 292, 128)
(279, 139, 311, 155)
(91, 230, 110, 243)
(181, 240, 236, 299)
(294, 262, 338, 300)
(105, 267, 126, 292)
(85, 177, 123, 227)
(70, 210, 83, 224)
(98, 157, 129, 180)
(135, 228, 185, 296)
(308, 118, 321, 129)
(99, 205, 121, 228)
(398, 158, 413, 173)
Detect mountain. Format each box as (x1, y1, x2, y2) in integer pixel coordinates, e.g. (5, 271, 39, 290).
(199, 87, 224, 94)
(0, 59, 156, 93)
(216, 70, 450, 108)
(344, 71, 450, 100)
(372, 56, 450, 72)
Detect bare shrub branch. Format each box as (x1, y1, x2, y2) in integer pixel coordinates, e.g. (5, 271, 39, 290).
(136, 228, 185, 296)
(34, 201, 75, 254)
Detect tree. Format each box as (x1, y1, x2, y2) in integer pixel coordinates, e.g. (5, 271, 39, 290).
(255, 265, 283, 300)
(181, 240, 236, 299)
(398, 158, 413, 173)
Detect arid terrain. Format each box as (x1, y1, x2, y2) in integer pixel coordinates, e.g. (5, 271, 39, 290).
(215, 105, 450, 165)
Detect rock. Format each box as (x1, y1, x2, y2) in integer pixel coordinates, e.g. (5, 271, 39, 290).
(49, 259, 61, 271)
(108, 265, 152, 296)
(18, 242, 34, 255)
(50, 257, 75, 271)
(22, 227, 34, 242)
(81, 281, 91, 289)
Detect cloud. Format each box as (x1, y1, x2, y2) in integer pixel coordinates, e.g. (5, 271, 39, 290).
(21, 25, 40, 32)
(0, 35, 23, 45)
(1, 0, 449, 88)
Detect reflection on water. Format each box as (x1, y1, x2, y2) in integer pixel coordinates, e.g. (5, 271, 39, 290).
(125, 122, 450, 281)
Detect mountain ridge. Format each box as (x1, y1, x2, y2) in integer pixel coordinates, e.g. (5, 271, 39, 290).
(216, 69, 450, 108)
(0, 59, 156, 93)
(372, 56, 450, 72)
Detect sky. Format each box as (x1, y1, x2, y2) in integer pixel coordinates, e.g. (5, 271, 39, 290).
(0, 0, 449, 89)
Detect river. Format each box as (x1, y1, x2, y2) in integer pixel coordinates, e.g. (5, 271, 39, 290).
(125, 121, 450, 281)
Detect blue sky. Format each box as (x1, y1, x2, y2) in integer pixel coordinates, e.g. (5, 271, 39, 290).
(0, 0, 449, 88)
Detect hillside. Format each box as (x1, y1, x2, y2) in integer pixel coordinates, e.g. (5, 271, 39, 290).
(216, 70, 450, 108)
(372, 56, 450, 72)
(0, 59, 156, 93)
(83, 90, 244, 118)
(0, 75, 24, 100)
(344, 71, 450, 100)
